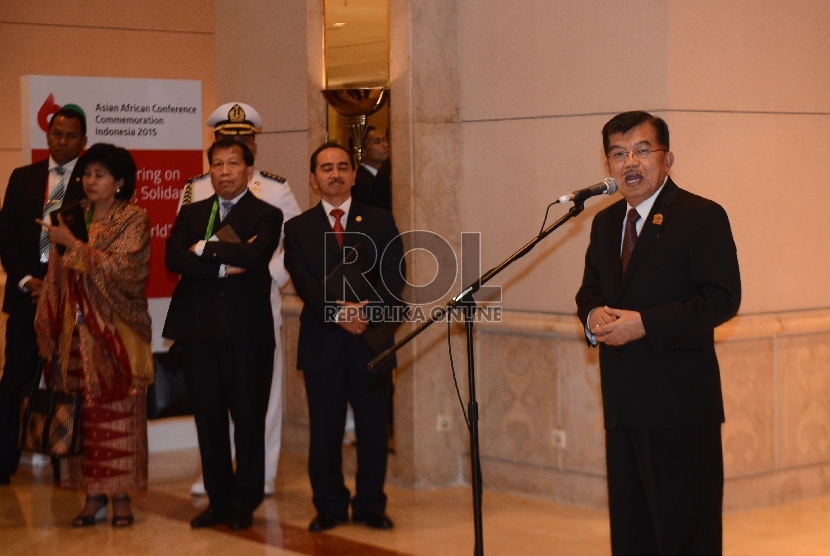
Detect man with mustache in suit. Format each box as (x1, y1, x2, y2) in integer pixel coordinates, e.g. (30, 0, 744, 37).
(284, 142, 405, 532)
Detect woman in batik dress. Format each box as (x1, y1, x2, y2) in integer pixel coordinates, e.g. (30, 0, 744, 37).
(35, 143, 153, 527)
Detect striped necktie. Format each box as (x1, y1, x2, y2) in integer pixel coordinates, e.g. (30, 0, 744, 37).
(39, 166, 67, 263)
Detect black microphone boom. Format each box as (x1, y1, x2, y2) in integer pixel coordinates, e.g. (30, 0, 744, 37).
(555, 177, 617, 204)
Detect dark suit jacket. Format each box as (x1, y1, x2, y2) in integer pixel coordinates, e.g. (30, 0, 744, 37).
(575, 178, 741, 429)
(163, 191, 283, 344)
(284, 201, 405, 374)
(0, 159, 83, 316)
(352, 161, 392, 212)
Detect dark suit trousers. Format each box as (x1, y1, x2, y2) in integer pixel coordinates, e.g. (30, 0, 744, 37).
(0, 312, 40, 475)
(182, 341, 273, 513)
(605, 424, 723, 555)
(303, 339, 391, 518)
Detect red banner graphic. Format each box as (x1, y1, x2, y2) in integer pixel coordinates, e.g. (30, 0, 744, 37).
(32, 148, 204, 298)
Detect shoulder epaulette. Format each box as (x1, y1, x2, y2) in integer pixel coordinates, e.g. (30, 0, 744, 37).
(181, 181, 194, 206)
(260, 171, 286, 183)
(185, 172, 209, 184)
(181, 172, 208, 206)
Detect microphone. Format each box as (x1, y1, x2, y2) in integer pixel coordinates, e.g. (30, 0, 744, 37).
(555, 178, 617, 204)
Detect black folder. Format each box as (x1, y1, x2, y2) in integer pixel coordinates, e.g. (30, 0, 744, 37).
(50, 200, 88, 255)
(319, 243, 377, 303)
(319, 243, 405, 355)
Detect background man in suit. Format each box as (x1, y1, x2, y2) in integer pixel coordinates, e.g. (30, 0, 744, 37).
(284, 142, 405, 532)
(163, 138, 283, 530)
(351, 126, 391, 211)
(576, 111, 741, 554)
(181, 102, 302, 498)
(0, 106, 87, 485)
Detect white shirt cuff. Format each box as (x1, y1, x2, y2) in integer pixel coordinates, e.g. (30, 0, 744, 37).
(585, 307, 598, 346)
(19, 275, 33, 292)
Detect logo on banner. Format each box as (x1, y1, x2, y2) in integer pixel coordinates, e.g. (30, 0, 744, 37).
(24, 75, 203, 305)
(37, 94, 61, 132)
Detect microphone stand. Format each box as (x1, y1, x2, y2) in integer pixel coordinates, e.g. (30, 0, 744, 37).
(369, 201, 588, 556)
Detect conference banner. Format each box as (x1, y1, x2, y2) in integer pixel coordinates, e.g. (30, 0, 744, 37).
(22, 75, 203, 349)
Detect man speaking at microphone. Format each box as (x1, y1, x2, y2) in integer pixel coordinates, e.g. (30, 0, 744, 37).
(575, 111, 741, 555)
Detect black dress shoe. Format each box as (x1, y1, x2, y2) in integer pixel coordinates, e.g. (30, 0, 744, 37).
(0, 472, 10, 485)
(308, 511, 347, 532)
(228, 509, 253, 530)
(354, 512, 395, 529)
(190, 506, 229, 528)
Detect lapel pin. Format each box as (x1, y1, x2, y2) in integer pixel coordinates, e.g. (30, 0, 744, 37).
(652, 214, 663, 225)
(355, 215, 362, 222)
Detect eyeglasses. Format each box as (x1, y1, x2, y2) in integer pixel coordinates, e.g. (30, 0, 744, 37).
(607, 147, 667, 163)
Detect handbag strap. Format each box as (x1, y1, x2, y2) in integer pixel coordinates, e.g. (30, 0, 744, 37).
(21, 359, 46, 423)
(21, 358, 62, 454)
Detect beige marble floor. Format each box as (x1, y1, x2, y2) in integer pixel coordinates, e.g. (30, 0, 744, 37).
(2, 448, 830, 555)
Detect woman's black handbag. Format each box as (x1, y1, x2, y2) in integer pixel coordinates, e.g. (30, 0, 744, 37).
(147, 344, 192, 419)
(18, 361, 83, 456)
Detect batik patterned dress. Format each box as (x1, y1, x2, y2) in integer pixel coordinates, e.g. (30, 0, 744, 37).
(35, 199, 153, 494)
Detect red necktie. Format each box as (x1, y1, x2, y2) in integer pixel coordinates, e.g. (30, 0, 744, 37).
(330, 208, 345, 248)
(621, 208, 640, 275)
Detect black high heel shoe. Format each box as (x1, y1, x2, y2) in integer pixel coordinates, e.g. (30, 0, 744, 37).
(111, 495, 134, 527)
(72, 495, 108, 527)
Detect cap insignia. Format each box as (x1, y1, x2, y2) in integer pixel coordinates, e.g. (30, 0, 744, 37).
(228, 103, 246, 123)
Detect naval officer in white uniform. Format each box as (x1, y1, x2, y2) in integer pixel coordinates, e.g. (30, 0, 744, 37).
(181, 102, 302, 496)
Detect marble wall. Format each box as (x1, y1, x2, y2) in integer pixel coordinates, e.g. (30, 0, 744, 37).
(285, 0, 830, 510)
(213, 0, 313, 210)
(475, 309, 830, 511)
(456, 0, 830, 317)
